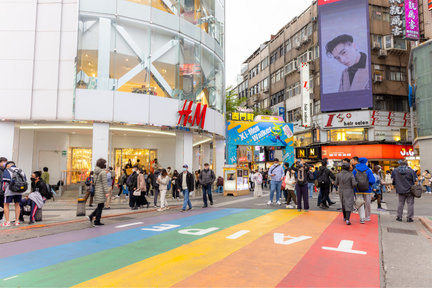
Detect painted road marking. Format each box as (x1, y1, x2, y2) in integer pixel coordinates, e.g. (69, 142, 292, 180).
(276, 213, 380, 287)
(6, 209, 271, 288)
(322, 240, 367, 255)
(173, 211, 338, 288)
(3, 276, 17, 281)
(115, 222, 143, 228)
(273, 233, 312, 245)
(226, 230, 250, 239)
(0, 209, 246, 280)
(178, 227, 219, 235)
(141, 223, 180, 231)
(72, 210, 298, 288)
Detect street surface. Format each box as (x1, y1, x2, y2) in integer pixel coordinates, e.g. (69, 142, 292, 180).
(0, 189, 431, 287)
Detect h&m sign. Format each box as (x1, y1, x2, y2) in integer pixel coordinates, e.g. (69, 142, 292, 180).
(177, 100, 207, 129)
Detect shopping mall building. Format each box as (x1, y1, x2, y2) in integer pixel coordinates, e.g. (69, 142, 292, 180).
(0, 0, 225, 185)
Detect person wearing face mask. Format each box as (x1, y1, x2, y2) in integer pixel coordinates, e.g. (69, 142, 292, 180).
(127, 165, 139, 210)
(176, 164, 194, 212)
(88, 158, 110, 226)
(0, 157, 7, 220)
(19, 171, 47, 224)
(199, 163, 216, 208)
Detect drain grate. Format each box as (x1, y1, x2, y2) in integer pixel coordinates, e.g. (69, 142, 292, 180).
(387, 227, 418, 235)
(113, 216, 134, 221)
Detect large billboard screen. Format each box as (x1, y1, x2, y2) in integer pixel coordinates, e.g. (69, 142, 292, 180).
(318, 0, 373, 112)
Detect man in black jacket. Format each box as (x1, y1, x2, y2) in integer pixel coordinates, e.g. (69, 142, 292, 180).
(199, 163, 216, 208)
(0, 157, 7, 220)
(317, 159, 336, 209)
(128, 166, 139, 210)
(176, 164, 194, 212)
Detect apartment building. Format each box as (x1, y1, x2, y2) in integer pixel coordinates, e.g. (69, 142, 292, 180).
(240, 0, 427, 170)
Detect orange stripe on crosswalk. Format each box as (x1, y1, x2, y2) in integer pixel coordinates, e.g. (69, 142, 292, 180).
(173, 211, 338, 288)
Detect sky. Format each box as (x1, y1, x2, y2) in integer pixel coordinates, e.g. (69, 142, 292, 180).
(225, 0, 313, 88)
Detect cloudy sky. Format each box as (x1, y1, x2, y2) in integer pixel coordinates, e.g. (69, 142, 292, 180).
(225, 0, 312, 87)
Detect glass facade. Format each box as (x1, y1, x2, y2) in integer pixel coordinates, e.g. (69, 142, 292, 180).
(76, 0, 224, 113)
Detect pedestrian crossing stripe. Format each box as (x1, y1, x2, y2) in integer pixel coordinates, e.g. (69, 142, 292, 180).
(1, 209, 380, 287)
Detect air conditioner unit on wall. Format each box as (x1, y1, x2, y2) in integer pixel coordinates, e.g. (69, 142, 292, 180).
(378, 49, 387, 58)
(373, 74, 383, 83)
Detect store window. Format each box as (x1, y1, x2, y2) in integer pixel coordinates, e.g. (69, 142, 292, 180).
(114, 148, 157, 176)
(328, 128, 368, 142)
(68, 148, 92, 184)
(294, 131, 313, 147)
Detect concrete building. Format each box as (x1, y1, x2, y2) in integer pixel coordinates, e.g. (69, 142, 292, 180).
(0, 0, 225, 185)
(240, 0, 419, 171)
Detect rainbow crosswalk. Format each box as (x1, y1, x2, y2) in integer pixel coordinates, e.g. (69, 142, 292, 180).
(0, 208, 380, 287)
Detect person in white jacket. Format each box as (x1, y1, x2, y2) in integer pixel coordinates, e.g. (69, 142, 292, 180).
(284, 168, 297, 209)
(384, 170, 393, 193)
(156, 169, 170, 211)
(253, 171, 263, 198)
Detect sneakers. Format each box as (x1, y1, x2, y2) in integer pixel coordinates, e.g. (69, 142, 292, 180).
(360, 219, 365, 224)
(346, 220, 352, 225)
(157, 208, 164, 212)
(407, 218, 414, 222)
(88, 216, 94, 227)
(320, 203, 328, 209)
(94, 222, 104, 226)
(1, 221, 11, 227)
(202, 205, 208, 208)
(210, 201, 213, 205)
(29, 221, 34, 225)
(365, 218, 371, 222)
(396, 217, 402, 222)
(276, 201, 281, 205)
(180, 209, 186, 212)
(286, 204, 294, 209)
(267, 201, 271, 205)
(14, 221, 20, 226)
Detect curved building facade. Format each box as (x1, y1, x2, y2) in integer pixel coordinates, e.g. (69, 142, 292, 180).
(0, 0, 225, 185)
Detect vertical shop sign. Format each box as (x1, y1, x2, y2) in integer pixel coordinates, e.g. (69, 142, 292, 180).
(300, 62, 311, 127)
(390, 0, 404, 37)
(405, 0, 419, 40)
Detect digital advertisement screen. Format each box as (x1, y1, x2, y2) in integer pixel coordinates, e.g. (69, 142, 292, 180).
(318, 0, 373, 112)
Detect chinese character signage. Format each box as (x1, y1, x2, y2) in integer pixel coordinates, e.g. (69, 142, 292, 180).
(405, 0, 419, 40)
(231, 112, 254, 121)
(177, 100, 207, 129)
(390, 0, 404, 37)
(318, 0, 373, 112)
(300, 62, 311, 127)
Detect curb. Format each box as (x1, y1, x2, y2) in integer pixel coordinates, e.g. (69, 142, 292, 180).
(419, 216, 432, 234)
(1, 205, 182, 233)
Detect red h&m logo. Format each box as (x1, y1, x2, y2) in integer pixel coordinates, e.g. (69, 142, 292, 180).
(318, 0, 341, 5)
(177, 100, 207, 129)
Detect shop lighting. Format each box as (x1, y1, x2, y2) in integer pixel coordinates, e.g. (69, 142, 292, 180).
(193, 138, 212, 147)
(20, 125, 93, 130)
(110, 127, 175, 136)
(346, 131, 364, 135)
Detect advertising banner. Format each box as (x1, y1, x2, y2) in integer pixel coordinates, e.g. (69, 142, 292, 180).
(429, 0, 432, 11)
(318, 0, 373, 112)
(322, 144, 413, 160)
(405, 0, 420, 40)
(226, 120, 294, 165)
(300, 62, 311, 127)
(319, 110, 370, 129)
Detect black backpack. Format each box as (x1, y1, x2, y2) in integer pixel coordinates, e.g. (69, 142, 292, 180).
(41, 183, 53, 200)
(8, 168, 28, 193)
(355, 168, 370, 192)
(317, 168, 330, 187)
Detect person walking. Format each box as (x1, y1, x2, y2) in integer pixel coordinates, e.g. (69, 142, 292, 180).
(0, 157, 8, 221)
(156, 169, 170, 211)
(353, 157, 375, 224)
(284, 168, 297, 209)
(253, 170, 263, 198)
(293, 160, 310, 211)
(372, 166, 384, 211)
(385, 170, 393, 193)
(115, 169, 127, 198)
(317, 159, 336, 209)
(422, 170, 431, 194)
(266, 159, 284, 205)
(152, 169, 161, 207)
(335, 162, 357, 225)
(88, 158, 109, 226)
(84, 171, 95, 207)
(136, 168, 149, 208)
(172, 170, 180, 199)
(392, 160, 417, 222)
(262, 169, 268, 189)
(199, 163, 216, 208)
(176, 164, 194, 212)
(104, 167, 113, 210)
(127, 165, 139, 210)
(307, 166, 315, 198)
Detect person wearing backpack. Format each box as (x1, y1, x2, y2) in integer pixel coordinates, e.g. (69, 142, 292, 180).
(392, 160, 417, 222)
(293, 160, 311, 211)
(317, 159, 336, 209)
(19, 171, 48, 224)
(1, 161, 28, 227)
(353, 157, 376, 224)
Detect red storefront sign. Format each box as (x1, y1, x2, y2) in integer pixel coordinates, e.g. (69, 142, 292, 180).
(177, 100, 207, 129)
(318, 0, 341, 5)
(322, 144, 414, 160)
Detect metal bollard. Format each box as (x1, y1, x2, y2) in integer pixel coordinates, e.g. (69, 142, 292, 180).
(76, 198, 86, 216)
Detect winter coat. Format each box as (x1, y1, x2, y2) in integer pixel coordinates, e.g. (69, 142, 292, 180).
(284, 171, 296, 191)
(423, 172, 431, 187)
(217, 176, 224, 187)
(128, 171, 138, 191)
(94, 167, 109, 204)
(136, 173, 146, 193)
(157, 175, 170, 191)
(352, 158, 375, 193)
(176, 171, 195, 192)
(199, 169, 216, 186)
(317, 166, 335, 188)
(335, 166, 357, 212)
(385, 174, 392, 185)
(392, 164, 417, 194)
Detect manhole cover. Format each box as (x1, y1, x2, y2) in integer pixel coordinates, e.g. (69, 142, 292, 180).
(113, 216, 134, 221)
(387, 227, 418, 235)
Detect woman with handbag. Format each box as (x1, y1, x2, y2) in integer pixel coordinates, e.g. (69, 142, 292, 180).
(156, 169, 170, 211)
(422, 170, 431, 194)
(335, 162, 357, 225)
(136, 168, 149, 208)
(284, 168, 297, 209)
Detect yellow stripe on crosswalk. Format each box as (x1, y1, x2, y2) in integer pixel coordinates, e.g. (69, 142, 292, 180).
(72, 210, 300, 288)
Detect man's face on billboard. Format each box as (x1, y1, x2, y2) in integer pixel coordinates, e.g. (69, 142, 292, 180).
(331, 42, 359, 67)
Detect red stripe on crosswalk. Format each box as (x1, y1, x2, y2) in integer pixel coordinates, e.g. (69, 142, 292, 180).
(276, 213, 380, 287)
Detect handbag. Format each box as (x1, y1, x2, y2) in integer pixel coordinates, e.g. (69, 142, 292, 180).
(410, 184, 423, 198)
(354, 196, 365, 210)
(281, 176, 286, 190)
(133, 189, 141, 196)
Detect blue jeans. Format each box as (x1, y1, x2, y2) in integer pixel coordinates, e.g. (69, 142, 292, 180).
(217, 186, 223, 193)
(308, 183, 314, 198)
(270, 180, 282, 202)
(182, 189, 192, 210)
(202, 184, 213, 206)
(426, 186, 431, 192)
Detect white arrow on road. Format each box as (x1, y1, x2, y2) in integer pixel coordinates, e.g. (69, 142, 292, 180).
(322, 240, 367, 255)
(273, 233, 312, 245)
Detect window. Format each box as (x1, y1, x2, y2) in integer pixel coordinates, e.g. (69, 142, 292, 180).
(372, 34, 383, 49)
(270, 51, 278, 64)
(307, 24, 313, 36)
(386, 66, 406, 81)
(271, 72, 276, 84)
(309, 76, 314, 90)
(263, 77, 268, 91)
(394, 37, 407, 49)
(372, 5, 390, 22)
(279, 45, 284, 57)
(285, 39, 291, 53)
(328, 128, 368, 142)
(285, 60, 297, 74)
(314, 45, 319, 59)
(294, 82, 300, 95)
(270, 90, 285, 106)
(276, 70, 281, 82)
(261, 57, 269, 70)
